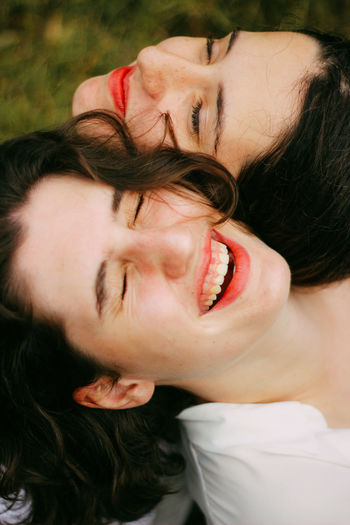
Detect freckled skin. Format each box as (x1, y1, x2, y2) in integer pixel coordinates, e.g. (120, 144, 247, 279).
(73, 31, 321, 175)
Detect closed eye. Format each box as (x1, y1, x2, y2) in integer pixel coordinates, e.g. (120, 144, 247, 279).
(121, 272, 127, 301)
(133, 194, 144, 223)
(120, 194, 144, 305)
(191, 37, 213, 137)
(191, 100, 202, 135)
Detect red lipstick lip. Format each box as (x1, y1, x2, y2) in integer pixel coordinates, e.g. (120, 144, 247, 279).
(199, 230, 250, 314)
(212, 230, 250, 310)
(108, 65, 136, 118)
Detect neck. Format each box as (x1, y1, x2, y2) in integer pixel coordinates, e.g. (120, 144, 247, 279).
(173, 279, 350, 428)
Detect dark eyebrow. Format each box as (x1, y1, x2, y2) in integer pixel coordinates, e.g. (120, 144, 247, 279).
(95, 260, 107, 318)
(214, 85, 223, 154)
(225, 28, 239, 57)
(112, 187, 122, 213)
(95, 189, 122, 317)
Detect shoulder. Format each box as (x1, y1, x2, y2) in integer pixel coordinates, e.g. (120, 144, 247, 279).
(178, 402, 350, 525)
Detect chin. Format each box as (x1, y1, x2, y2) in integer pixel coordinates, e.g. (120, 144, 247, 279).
(72, 74, 110, 116)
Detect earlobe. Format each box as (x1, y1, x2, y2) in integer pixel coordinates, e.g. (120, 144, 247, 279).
(73, 376, 155, 410)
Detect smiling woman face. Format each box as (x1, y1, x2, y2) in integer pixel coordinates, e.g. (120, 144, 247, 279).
(72, 30, 321, 174)
(14, 176, 290, 387)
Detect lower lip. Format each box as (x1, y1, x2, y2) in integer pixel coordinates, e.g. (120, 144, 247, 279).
(208, 230, 250, 312)
(108, 65, 136, 117)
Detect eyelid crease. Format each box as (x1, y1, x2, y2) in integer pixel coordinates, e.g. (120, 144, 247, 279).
(104, 263, 125, 318)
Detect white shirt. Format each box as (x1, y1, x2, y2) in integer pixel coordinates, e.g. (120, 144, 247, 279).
(178, 401, 350, 525)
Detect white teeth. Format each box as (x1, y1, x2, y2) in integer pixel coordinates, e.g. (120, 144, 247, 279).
(219, 252, 229, 264)
(217, 275, 225, 285)
(217, 263, 227, 274)
(200, 240, 231, 313)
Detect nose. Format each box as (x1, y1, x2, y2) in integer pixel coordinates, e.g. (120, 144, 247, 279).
(120, 224, 194, 279)
(136, 46, 206, 99)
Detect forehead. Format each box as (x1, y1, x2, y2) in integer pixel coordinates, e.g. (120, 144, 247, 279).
(14, 175, 111, 321)
(215, 31, 321, 167)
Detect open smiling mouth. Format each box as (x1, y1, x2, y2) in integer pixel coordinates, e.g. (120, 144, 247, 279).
(200, 239, 235, 313)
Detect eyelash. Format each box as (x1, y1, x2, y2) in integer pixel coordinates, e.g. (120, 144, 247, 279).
(191, 101, 202, 135)
(121, 273, 127, 301)
(191, 37, 214, 136)
(133, 193, 144, 223)
(122, 194, 144, 302)
(206, 36, 214, 63)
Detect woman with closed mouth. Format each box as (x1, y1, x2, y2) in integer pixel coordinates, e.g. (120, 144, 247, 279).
(0, 110, 350, 525)
(72, 29, 322, 176)
(72, 28, 350, 289)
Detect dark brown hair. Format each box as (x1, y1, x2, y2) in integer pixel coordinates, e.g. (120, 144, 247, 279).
(236, 30, 350, 285)
(0, 111, 236, 525)
(2, 29, 350, 525)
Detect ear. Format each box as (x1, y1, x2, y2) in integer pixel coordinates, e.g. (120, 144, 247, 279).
(73, 376, 155, 410)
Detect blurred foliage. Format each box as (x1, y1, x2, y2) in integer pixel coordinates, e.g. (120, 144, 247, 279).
(1, 0, 350, 139)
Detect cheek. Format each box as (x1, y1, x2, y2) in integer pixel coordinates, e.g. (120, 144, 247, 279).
(122, 280, 195, 367)
(129, 115, 164, 150)
(129, 278, 181, 337)
(128, 286, 224, 374)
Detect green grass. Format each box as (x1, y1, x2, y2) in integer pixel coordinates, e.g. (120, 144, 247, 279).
(1, 0, 350, 139)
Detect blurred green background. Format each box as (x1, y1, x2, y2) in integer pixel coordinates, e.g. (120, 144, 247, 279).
(1, 0, 350, 140)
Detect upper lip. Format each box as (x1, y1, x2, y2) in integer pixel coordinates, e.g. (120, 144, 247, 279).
(108, 65, 136, 118)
